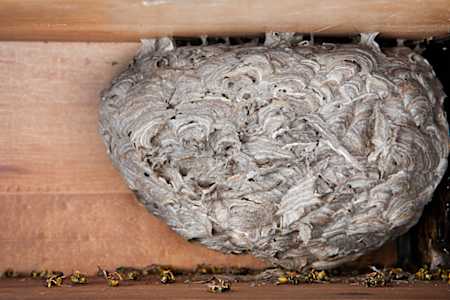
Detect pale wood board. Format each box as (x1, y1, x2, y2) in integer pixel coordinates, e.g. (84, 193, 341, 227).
(0, 42, 395, 274)
(1, 281, 450, 300)
(0, 42, 266, 273)
(0, 0, 449, 41)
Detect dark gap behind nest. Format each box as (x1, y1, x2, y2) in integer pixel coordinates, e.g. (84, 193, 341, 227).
(172, 33, 428, 50)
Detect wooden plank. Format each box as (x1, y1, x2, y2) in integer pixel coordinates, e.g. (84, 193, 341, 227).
(0, 193, 266, 273)
(0, 42, 139, 194)
(0, 0, 449, 42)
(1, 281, 449, 300)
(0, 41, 397, 273)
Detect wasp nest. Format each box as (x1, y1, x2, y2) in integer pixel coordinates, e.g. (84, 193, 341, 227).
(99, 33, 448, 270)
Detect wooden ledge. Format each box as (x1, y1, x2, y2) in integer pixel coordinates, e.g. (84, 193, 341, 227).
(0, 0, 449, 42)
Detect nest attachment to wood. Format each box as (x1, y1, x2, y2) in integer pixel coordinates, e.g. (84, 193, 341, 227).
(99, 33, 448, 270)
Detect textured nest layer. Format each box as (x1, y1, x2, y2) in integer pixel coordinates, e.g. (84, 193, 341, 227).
(99, 33, 448, 270)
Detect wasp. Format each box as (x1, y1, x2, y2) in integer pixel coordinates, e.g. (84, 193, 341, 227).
(116, 267, 141, 281)
(387, 267, 410, 280)
(207, 278, 231, 293)
(306, 269, 328, 282)
(364, 270, 387, 287)
(431, 266, 450, 281)
(69, 271, 88, 284)
(30, 270, 40, 279)
(2, 268, 18, 278)
(126, 270, 141, 281)
(415, 265, 432, 281)
(98, 266, 122, 287)
(160, 269, 175, 284)
(46, 273, 64, 288)
(277, 271, 301, 285)
(38, 270, 50, 279)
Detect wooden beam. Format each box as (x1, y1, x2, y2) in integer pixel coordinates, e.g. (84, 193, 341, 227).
(0, 0, 449, 42)
(1, 281, 449, 299)
(0, 193, 268, 273)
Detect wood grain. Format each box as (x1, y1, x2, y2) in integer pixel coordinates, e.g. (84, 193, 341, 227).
(0, 41, 396, 274)
(1, 280, 449, 300)
(0, 42, 138, 194)
(0, 41, 267, 274)
(0, 193, 267, 273)
(0, 0, 449, 42)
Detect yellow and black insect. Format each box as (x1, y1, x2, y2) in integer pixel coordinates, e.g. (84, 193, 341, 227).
(30, 270, 40, 279)
(46, 273, 64, 288)
(116, 267, 141, 281)
(277, 271, 301, 285)
(106, 272, 122, 287)
(415, 265, 432, 281)
(69, 271, 88, 284)
(207, 279, 231, 293)
(432, 266, 450, 281)
(99, 266, 122, 287)
(2, 268, 18, 278)
(39, 270, 50, 279)
(126, 270, 141, 281)
(160, 269, 175, 284)
(277, 269, 328, 285)
(306, 269, 328, 282)
(387, 267, 410, 280)
(364, 271, 387, 287)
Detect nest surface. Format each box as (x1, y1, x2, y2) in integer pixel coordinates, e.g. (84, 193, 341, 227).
(99, 33, 448, 270)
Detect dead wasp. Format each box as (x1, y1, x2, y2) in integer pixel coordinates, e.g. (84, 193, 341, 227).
(160, 269, 175, 284)
(116, 266, 141, 281)
(30, 270, 40, 279)
(98, 266, 122, 287)
(432, 266, 450, 281)
(363, 267, 388, 287)
(46, 273, 65, 288)
(142, 264, 165, 276)
(306, 269, 328, 282)
(126, 270, 141, 281)
(207, 278, 231, 293)
(39, 270, 50, 279)
(277, 274, 290, 285)
(31, 270, 50, 279)
(387, 267, 410, 280)
(69, 271, 88, 284)
(277, 271, 301, 285)
(106, 272, 122, 287)
(2, 268, 18, 278)
(415, 265, 432, 281)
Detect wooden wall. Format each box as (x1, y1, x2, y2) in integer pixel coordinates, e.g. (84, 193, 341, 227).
(0, 0, 449, 42)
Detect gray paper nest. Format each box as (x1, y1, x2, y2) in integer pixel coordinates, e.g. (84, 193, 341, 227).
(99, 33, 448, 270)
